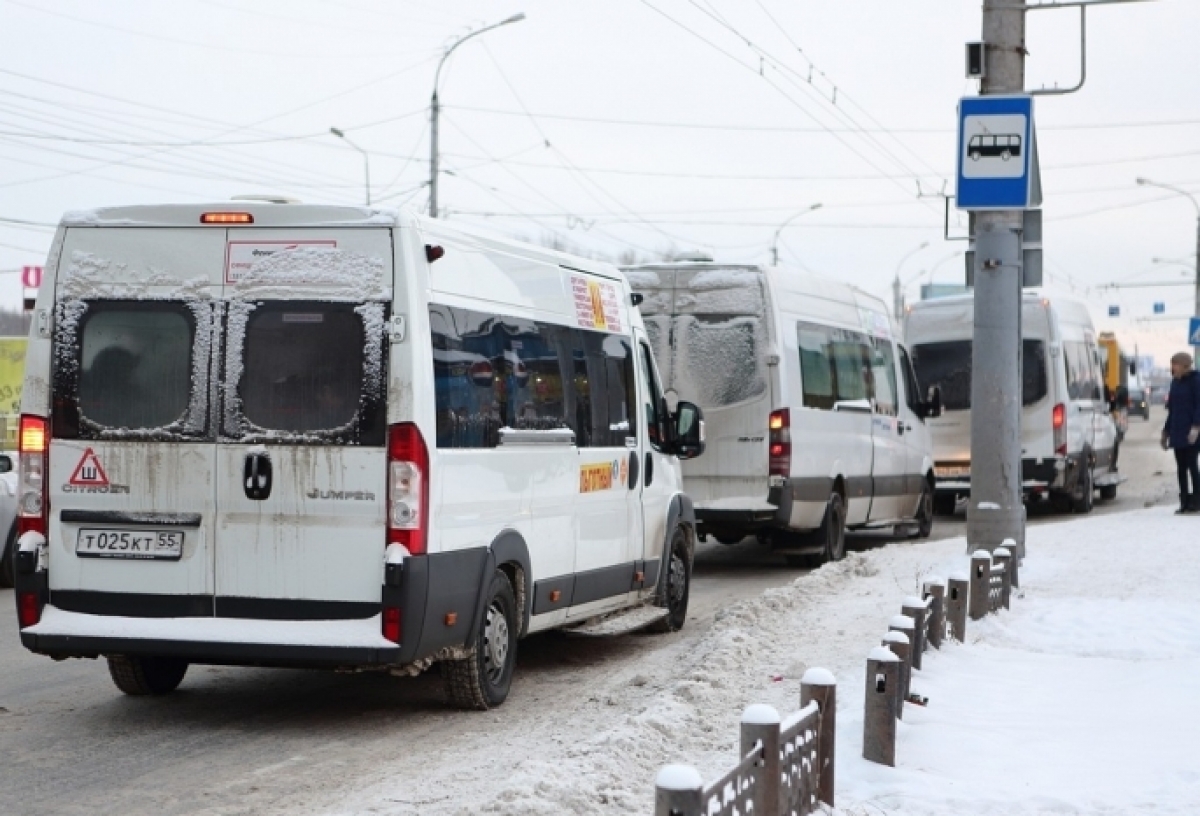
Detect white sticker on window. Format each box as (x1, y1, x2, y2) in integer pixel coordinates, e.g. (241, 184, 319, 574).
(225, 241, 337, 284)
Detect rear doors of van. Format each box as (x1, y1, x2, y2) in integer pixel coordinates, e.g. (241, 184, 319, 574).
(48, 225, 392, 618)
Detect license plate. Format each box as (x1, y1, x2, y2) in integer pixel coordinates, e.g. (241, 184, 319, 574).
(76, 529, 184, 560)
(936, 466, 970, 478)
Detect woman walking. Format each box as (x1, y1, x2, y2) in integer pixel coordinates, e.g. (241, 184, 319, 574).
(1162, 352, 1200, 513)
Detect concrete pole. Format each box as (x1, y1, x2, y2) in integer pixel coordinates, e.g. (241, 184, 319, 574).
(863, 648, 900, 766)
(429, 90, 440, 218)
(967, 0, 1027, 555)
(946, 576, 970, 641)
(923, 581, 946, 649)
(740, 704, 781, 816)
(801, 668, 837, 808)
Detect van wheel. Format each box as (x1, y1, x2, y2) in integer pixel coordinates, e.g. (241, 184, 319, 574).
(651, 527, 691, 633)
(0, 523, 15, 589)
(817, 493, 846, 563)
(106, 656, 189, 695)
(1072, 464, 1094, 514)
(912, 482, 934, 539)
(442, 570, 518, 711)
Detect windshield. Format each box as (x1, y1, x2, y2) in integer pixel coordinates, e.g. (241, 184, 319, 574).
(911, 339, 1048, 411)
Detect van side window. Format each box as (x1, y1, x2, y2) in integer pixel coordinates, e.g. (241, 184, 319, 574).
(1064, 342, 1100, 401)
(870, 339, 898, 417)
(638, 342, 666, 452)
(796, 321, 873, 410)
(54, 301, 208, 440)
(430, 304, 634, 449)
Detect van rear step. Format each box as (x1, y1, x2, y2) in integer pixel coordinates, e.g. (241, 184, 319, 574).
(565, 605, 668, 637)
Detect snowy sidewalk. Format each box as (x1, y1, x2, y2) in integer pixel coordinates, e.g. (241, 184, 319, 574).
(323, 506, 1200, 816)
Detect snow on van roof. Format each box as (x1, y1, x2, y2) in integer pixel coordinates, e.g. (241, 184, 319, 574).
(60, 203, 400, 228)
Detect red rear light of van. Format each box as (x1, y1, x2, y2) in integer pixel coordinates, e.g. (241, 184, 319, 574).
(17, 415, 48, 536)
(387, 423, 428, 556)
(382, 606, 402, 644)
(17, 592, 41, 629)
(769, 409, 791, 477)
(1052, 403, 1067, 456)
(200, 212, 253, 224)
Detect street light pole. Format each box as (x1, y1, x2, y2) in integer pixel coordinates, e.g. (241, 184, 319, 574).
(891, 241, 929, 320)
(429, 13, 526, 219)
(1137, 177, 1200, 364)
(770, 203, 823, 266)
(330, 127, 371, 206)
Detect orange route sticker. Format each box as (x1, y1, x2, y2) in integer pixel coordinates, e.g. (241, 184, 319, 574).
(580, 462, 615, 493)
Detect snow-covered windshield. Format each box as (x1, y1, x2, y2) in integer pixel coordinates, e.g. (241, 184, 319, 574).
(911, 339, 1048, 411)
(631, 266, 769, 409)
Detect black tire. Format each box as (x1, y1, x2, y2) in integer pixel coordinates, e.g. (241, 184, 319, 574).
(1072, 462, 1094, 514)
(816, 493, 846, 564)
(713, 532, 742, 546)
(0, 523, 15, 589)
(932, 493, 957, 516)
(651, 527, 691, 633)
(442, 570, 519, 711)
(912, 481, 934, 539)
(106, 656, 188, 695)
(1099, 484, 1117, 501)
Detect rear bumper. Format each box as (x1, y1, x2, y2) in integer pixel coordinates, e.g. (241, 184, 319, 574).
(934, 456, 1077, 495)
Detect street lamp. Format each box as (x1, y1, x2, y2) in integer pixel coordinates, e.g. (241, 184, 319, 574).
(429, 13, 527, 218)
(1137, 177, 1200, 361)
(330, 127, 371, 206)
(891, 241, 929, 320)
(769, 203, 823, 266)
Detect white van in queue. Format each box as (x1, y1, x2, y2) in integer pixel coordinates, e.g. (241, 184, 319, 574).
(622, 262, 942, 567)
(904, 291, 1120, 514)
(13, 203, 706, 709)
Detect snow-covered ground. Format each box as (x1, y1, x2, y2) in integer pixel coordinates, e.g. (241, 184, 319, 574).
(323, 505, 1200, 816)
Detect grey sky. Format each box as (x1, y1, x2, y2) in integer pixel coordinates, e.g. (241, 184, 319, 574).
(1, 0, 1196, 361)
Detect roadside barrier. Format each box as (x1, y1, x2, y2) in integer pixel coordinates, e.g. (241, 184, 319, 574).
(653, 669, 837, 816)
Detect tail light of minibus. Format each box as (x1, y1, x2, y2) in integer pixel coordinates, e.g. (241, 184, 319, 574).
(17, 415, 48, 537)
(383, 423, 428, 644)
(769, 409, 791, 477)
(1052, 403, 1067, 456)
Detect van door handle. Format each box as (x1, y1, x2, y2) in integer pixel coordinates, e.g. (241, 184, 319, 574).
(627, 450, 640, 490)
(644, 451, 654, 487)
(243, 451, 273, 501)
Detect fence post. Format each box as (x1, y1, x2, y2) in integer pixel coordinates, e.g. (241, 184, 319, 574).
(946, 576, 969, 641)
(863, 647, 900, 766)
(1001, 537, 1020, 588)
(654, 765, 704, 816)
(993, 546, 1012, 610)
(741, 704, 780, 816)
(881, 631, 910, 717)
(901, 596, 928, 669)
(801, 668, 836, 809)
(923, 580, 946, 649)
(969, 550, 992, 620)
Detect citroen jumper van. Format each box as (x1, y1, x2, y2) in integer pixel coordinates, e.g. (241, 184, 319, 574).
(13, 203, 705, 710)
(905, 292, 1120, 514)
(623, 262, 941, 567)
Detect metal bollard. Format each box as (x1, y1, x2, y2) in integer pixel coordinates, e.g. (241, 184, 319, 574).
(1000, 537, 1020, 588)
(923, 580, 946, 649)
(740, 704, 780, 816)
(881, 630, 910, 717)
(654, 764, 704, 816)
(993, 547, 1012, 610)
(863, 647, 900, 766)
(801, 668, 837, 809)
(946, 576, 969, 642)
(901, 596, 929, 669)
(969, 550, 992, 620)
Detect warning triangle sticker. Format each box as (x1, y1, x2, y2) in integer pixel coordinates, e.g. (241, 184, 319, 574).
(69, 448, 110, 486)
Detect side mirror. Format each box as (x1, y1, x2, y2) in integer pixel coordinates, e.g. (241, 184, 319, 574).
(923, 386, 943, 419)
(0, 454, 12, 474)
(673, 401, 705, 460)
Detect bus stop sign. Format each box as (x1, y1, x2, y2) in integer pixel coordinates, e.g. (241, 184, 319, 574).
(956, 95, 1041, 210)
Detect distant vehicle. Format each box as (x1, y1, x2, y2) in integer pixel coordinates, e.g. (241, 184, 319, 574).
(1097, 332, 1136, 442)
(905, 292, 1121, 515)
(13, 203, 706, 709)
(0, 453, 17, 587)
(624, 262, 942, 568)
(1127, 387, 1151, 420)
(968, 133, 1022, 161)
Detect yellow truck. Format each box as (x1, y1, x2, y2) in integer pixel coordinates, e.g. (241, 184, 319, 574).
(1097, 332, 1134, 443)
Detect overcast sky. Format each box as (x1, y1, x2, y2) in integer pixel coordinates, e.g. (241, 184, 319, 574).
(1, 0, 1197, 363)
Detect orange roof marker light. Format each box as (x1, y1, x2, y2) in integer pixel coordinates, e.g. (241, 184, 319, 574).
(200, 212, 254, 224)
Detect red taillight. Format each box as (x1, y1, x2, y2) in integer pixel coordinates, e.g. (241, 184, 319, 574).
(17, 415, 48, 536)
(382, 606, 401, 643)
(387, 423, 429, 556)
(1052, 403, 1067, 456)
(17, 592, 40, 629)
(769, 409, 791, 477)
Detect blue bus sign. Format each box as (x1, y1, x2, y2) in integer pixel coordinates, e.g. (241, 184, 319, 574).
(1108, 305, 1120, 317)
(956, 95, 1041, 210)
(1190, 317, 1200, 347)
(1154, 302, 1165, 314)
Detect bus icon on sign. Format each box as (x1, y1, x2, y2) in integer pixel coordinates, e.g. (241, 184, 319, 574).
(968, 134, 1022, 162)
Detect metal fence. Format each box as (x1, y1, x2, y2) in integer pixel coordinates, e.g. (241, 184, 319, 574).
(654, 671, 836, 816)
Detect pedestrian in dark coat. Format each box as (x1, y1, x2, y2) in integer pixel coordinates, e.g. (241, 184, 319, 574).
(1162, 352, 1200, 513)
